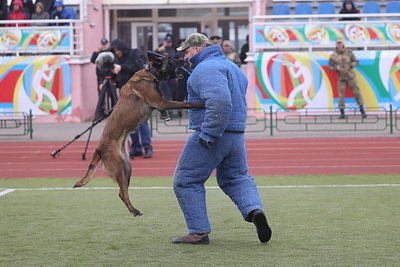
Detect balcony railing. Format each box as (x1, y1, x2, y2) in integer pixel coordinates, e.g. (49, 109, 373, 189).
(0, 19, 83, 56)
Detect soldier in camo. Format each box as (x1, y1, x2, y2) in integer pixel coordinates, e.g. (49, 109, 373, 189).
(328, 36, 367, 119)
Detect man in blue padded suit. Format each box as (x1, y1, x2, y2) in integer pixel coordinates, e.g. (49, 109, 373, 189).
(172, 33, 272, 244)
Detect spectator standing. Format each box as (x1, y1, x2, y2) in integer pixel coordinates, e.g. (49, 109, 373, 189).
(174, 38, 191, 117)
(31, 2, 50, 26)
(155, 34, 178, 119)
(239, 35, 249, 65)
(50, 0, 71, 25)
(7, 0, 30, 27)
(36, 0, 55, 14)
(339, 0, 360, 21)
(172, 33, 272, 244)
(129, 122, 153, 159)
(90, 38, 109, 94)
(155, 35, 177, 97)
(222, 40, 241, 67)
(107, 38, 153, 157)
(0, 0, 7, 20)
(328, 36, 366, 119)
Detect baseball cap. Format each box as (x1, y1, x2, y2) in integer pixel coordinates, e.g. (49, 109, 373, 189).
(336, 36, 345, 43)
(176, 33, 211, 51)
(101, 38, 108, 45)
(164, 35, 173, 42)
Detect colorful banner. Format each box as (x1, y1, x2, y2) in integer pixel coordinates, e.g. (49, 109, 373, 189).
(0, 29, 71, 51)
(254, 51, 400, 111)
(255, 22, 400, 47)
(0, 56, 71, 115)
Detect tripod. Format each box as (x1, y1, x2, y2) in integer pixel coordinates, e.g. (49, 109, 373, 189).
(50, 76, 118, 159)
(81, 76, 118, 160)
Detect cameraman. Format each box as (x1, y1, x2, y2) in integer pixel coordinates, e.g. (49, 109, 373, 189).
(108, 38, 146, 89)
(107, 38, 153, 159)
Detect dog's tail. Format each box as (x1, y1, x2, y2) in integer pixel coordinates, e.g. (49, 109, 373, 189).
(73, 149, 101, 188)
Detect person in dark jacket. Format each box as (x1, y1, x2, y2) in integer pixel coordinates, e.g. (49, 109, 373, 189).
(108, 38, 153, 160)
(339, 0, 360, 21)
(108, 38, 147, 89)
(0, 0, 7, 20)
(239, 35, 249, 65)
(107, 38, 154, 160)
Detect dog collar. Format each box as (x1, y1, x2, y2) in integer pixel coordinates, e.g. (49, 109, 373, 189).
(144, 64, 162, 82)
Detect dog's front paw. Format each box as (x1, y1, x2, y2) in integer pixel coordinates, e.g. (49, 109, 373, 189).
(192, 102, 205, 109)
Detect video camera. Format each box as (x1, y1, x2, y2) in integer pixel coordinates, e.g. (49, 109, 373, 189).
(95, 51, 116, 75)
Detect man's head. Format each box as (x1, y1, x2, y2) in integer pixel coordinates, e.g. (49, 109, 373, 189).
(176, 33, 211, 62)
(210, 35, 222, 45)
(222, 40, 233, 52)
(54, 0, 64, 12)
(336, 36, 345, 50)
(109, 38, 129, 58)
(163, 35, 173, 49)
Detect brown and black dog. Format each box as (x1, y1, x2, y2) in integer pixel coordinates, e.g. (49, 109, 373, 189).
(74, 52, 203, 216)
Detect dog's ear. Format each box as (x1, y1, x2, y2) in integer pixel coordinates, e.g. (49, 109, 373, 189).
(147, 51, 165, 65)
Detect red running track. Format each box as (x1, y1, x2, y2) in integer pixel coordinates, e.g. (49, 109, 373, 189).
(1, 138, 400, 178)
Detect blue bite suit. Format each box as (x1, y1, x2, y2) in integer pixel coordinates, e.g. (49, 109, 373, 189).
(173, 45, 264, 234)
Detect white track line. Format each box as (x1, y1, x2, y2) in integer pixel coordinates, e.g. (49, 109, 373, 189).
(1, 184, 399, 197)
(0, 189, 16, 197)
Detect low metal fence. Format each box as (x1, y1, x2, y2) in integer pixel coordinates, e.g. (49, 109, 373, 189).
(150, 105, 400, 137)
(0, 110, 33, 139)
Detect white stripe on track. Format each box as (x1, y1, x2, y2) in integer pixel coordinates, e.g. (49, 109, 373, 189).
(1, 184, 399, 196)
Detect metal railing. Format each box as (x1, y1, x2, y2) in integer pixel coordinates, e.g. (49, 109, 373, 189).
(150, 105, 400, 137)
(0, 110, 33, 139)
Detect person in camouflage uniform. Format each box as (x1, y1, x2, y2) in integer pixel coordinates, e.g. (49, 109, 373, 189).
(328, 36, 367, 119)
(221, 40, 242, 68)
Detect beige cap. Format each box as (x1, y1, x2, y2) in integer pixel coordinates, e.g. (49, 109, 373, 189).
(176, 33, 210, 51)
(336, 36, 345, 43)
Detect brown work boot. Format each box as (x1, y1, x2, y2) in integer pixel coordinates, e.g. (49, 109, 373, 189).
(172, 233, 210, 244)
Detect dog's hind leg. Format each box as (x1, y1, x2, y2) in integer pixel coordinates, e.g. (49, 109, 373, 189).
(74, 149, 101, 188)
(119, 148, 143, 216)
(117, 174, 143, 217)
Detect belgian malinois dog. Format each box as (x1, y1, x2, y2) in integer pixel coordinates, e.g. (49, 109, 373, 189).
(74, 51, 204, 216)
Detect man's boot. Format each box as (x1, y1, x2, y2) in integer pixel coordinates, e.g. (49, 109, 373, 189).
(143, 146, 153, 158)
(359, 105, 367, 119)
(339, 108, 345, 119)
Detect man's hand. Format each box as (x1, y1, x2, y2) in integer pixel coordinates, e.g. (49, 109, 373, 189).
(199, 137, 212, 149)
(111, 64, 121, 75)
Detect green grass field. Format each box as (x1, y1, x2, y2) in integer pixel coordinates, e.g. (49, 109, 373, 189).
(1, 175, 399, 266)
